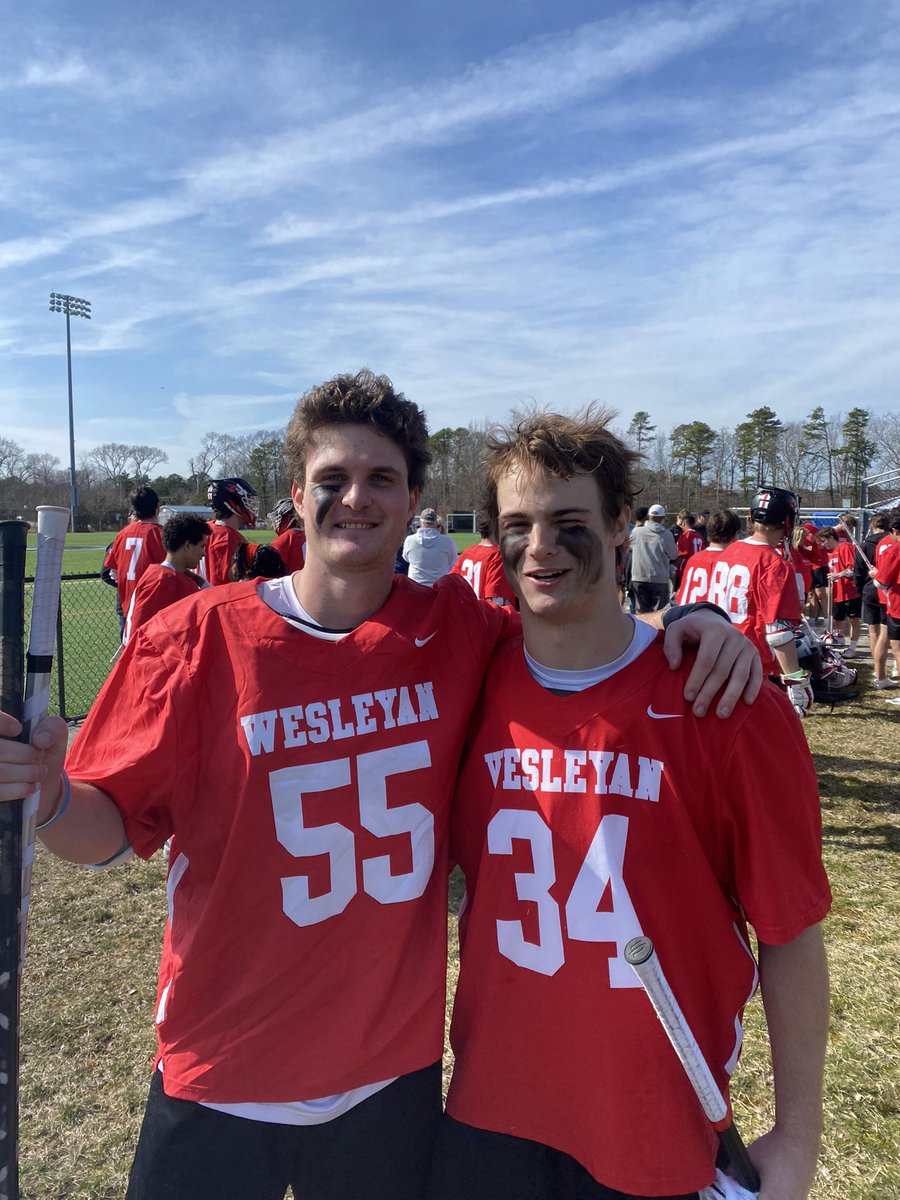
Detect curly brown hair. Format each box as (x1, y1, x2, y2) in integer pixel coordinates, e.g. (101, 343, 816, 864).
(284, 369, 431, 491)
(482, 405, 638, 529)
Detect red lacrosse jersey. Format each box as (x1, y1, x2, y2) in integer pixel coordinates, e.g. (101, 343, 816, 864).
(272, 528, 307, 572)
(827, 540, 859, 603)
(451, 544, 515, 605)
(674, 528, 704, 586)
(124, 564, 204, 644)
(677, 538, 800, 670)
(103, 521, 165, 613)
(446, 636, 830, 1196)
(66, 574, 511, 1104)
(874, 538, 900, 617)
(790, 546, 812, 601)
(201, 523, 247, 585)
(802, 525, 829, 570)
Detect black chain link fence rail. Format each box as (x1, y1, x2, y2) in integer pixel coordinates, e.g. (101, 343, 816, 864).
(26, 573, 121, 722)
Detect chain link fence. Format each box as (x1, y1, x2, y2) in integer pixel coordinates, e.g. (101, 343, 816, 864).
(27, 572, 121, 721)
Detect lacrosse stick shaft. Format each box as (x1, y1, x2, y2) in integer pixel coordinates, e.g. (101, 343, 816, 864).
(625, 936, 761, 1195)
(836, 518, 874, 570)
(0, 520, 29, 1200)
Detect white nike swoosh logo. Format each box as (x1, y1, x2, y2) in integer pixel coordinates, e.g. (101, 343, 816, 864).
(646, 706, 682, 719)
(415, 633, 436, 647)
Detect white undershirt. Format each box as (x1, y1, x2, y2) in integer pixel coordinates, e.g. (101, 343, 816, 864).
(524, 615, 656, 691)
(194, 577, 396, 1125)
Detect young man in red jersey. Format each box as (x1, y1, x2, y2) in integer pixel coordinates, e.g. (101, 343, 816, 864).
(201, 477, 259, 584)
(431, 411, 829, 1200)
(451, 516, 516, 606)
(869, 511, 900, 704)
(677, 487, 812, 716)
(269, 496, 307, 572)
(820, 527, 861, 657)
(0, 375, 759, 1200)
(673, 509, 705, 589)
(123, 513, 209, 644)
(103, 485, 166, 630)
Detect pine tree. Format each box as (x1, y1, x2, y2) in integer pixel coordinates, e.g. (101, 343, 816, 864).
(839, 408, 876, 499)
(627, 411, 656, 458)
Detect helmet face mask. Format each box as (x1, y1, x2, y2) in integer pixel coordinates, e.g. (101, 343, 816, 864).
(208, 478, 259, 528)
(267, 497, 298, 537)
(750, 485, 798, 540)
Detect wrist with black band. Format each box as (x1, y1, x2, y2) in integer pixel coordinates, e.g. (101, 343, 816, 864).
(662, 602, 731, 628)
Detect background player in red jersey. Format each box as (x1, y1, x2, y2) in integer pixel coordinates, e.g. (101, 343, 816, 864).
(869, 511, 900, 704)
(430, 411, 829, 1200)
(269, 495, 307, 571)
(201, 476, 259, 584)
(820, 527, 861, 657)
(0, 374, 759, 1200)
(801, 524, 830, 625)
(858, 513, 899, 689)
(673, 510, 705, 589)
(102, 485, 166, 632)
(123, 513, 209, 644)
(678, 487, 812, 717)
(451, 516, 516, 606)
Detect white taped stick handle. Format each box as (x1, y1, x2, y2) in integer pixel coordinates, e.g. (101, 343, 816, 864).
(625, 935, 728, 1123)
(19, 506, 69, 967)
(625, 936, 761, 1196)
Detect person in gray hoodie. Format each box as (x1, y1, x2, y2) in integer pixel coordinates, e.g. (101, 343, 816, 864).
(628, 502, 678, 611)
(403, 507, 458, 585)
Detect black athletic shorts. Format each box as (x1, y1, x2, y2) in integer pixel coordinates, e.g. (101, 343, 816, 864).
(862, 594, 887, 627)
(633, 581, 670, 613)
(427, 1114, 700, 1200)
(126, 1062, 442, 1200)
(887, 614, 900, 641)
(833, 596, 862, 621)
(810, 566, 828, 589)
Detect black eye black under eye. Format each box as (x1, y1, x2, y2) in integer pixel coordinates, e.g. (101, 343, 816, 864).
(311, 483, 343, 528)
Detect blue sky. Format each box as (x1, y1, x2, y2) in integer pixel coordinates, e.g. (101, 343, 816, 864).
(2, 0, 898, 477)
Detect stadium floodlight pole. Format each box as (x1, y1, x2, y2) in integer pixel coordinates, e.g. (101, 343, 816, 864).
(49, 293, 92, 533)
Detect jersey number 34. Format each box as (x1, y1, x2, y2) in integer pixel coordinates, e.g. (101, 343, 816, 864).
(488, 809, 643, 985)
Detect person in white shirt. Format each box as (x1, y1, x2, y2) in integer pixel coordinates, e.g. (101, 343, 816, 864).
(403, 507, 458, 585)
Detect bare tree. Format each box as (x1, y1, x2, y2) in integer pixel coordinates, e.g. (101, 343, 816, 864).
(128, 445, 168, 483)
(86, 443, 133, 502)
(869, 413, 900, 475)
(22, 453, 62, 486)
(0, 437, 25, 478)
(188, 433, 223, 495)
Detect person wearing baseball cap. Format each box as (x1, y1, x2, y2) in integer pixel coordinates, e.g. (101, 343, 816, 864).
(629, 504, 678, 611)
(403, 507, 458, 585)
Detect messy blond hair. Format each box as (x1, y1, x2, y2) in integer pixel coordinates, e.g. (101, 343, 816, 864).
(482, 405, 638, 529)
